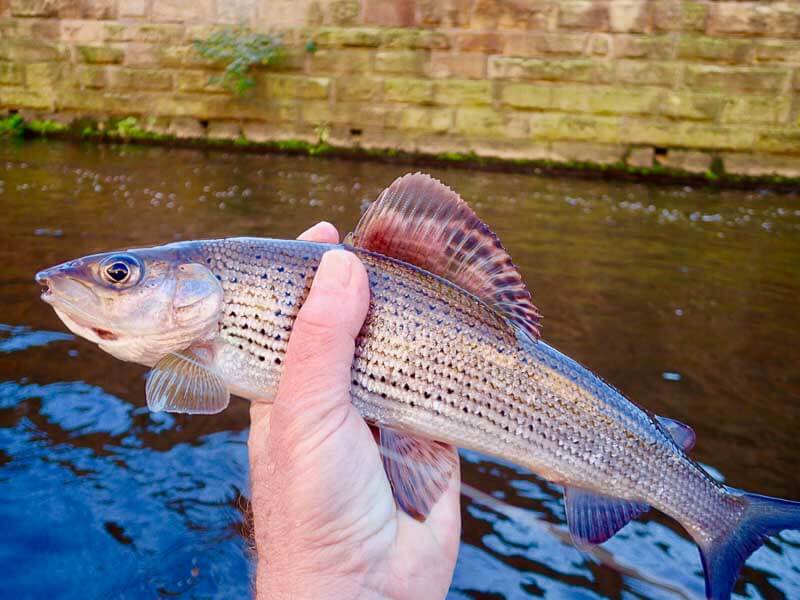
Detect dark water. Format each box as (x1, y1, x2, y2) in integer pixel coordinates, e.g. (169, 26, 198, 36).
(1, 139, 799, 600)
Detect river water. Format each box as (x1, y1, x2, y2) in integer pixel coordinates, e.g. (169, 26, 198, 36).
(1, 139, 799, 599)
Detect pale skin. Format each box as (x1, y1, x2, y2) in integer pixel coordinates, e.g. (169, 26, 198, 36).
(248, 222, 462, 599)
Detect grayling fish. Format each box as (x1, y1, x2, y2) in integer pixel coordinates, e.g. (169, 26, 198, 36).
(36, 173, 799, 599)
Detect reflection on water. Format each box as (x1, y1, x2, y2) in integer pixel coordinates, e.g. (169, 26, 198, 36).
(1, 139, 799, 599)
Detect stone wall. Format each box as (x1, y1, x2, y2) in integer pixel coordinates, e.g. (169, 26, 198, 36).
(1, 0, 799, 177)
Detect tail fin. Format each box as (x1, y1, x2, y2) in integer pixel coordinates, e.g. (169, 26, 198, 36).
(697, 488, 800, 600)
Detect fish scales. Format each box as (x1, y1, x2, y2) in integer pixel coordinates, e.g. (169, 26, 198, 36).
(196, 237, 740, 542)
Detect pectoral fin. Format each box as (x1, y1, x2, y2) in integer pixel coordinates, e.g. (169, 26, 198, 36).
(146, 346, 229, 414)
(564, 487, 649, 546)
(378, 428, 458, 522)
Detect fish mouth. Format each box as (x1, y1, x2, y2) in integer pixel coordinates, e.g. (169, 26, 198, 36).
(36, 270, 119, 341)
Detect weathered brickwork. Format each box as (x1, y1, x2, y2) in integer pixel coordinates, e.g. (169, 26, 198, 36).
(1, 0, 798, 176)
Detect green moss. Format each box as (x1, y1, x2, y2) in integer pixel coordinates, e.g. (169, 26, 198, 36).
(0, 114, 25, 137)
(26, 119, 67, 135)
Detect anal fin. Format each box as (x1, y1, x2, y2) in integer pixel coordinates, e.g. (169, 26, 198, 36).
(378, 428, 458, 522)
(146, 345, 229, 414)
(564, 487, 649, 546)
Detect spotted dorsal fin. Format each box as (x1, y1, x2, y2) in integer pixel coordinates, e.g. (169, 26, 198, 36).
(347, 172, 541, 340)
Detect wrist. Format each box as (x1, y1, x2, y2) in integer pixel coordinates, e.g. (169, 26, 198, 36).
(257, 560, 388, 600)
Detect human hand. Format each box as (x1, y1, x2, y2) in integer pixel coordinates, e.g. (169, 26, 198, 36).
(248, 222, 462, 600)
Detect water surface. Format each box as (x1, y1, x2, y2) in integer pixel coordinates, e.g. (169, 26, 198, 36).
(1, 139, 799, 599)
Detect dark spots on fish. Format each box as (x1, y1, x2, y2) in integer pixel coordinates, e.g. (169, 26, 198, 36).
(255, 255, 261, 260)
(230, 277, 237, 283)
(261, 273, 267, 279)
(424, 391, 431, 399)
(238, 344, 243, 350)
(93, 328, 117, 341)
(274, 357, 282, 365)
(275, 309, 282, 317)
(215, 275, 222, 281)
(229, 311, 237, 317)
(104, 521, 134, 546)
(403, 383, 410, 391)
(259, 356, 265, 362)
(277, 266, 285, 273)
(206, 257, 211, 264)
(242, 323, 248, 330)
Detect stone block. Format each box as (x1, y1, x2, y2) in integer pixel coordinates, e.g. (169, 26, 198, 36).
(613, 35, 675, 60)
(721, 96, 792, 125)
(552, 85, 662, 115)
(754, 40, 800, 63)
(266, 74, 331, 100)
(10, 0, 58, 17)
(685, 65, 790, 92)
(627, 146, 653, 167)
(660, 92, 723, 121)
(677, 36, 754, 64)
(416, 0, 472, 28)
(118, 0, 148, 18)
(103, 23, 184, 44)
(0, 87, 53, 110)
(0, 17, 60, 40)
(589, 33, 610, 56)
(754, 130, 800, 154)
(25, 62, 62, 88)
(310, 49, 372, 74)
(330, 0, 362, 25)
(314, 27, 382, 48)
(504, 32, 589, 57)
(334, 76, 383, 102)
(384, 77, 434, 104)
(721, 153, 800, 177)
(169, 117, 205, 138)
(80, 0, 116, 19)
(455, 32, 503, 54)
(550, 141, 626, 164)
(175, 70, 227, 93)
(363, 0, 415, 26)
(529, 113, 621, 143)
(658, 150, 712, 173)
(500, 82, 551, 109)
(488, 57, 613, 84)
(153, 0, 213, 22)
(301, 100, 333, 125)
(558, 1, 609, 31)
(454, 107, 505, 136)
(60, 20, 106, 43)
(207, 120, 241, 140)
(471, 0, 554, 31)
(242, 121, 276, 143)
(374, 51, 426, 75)
(609, 1, 648, 33)
(392, 106, 452, 133)
(76, 44, 124, 64)
(434, 79, 491, 106)
(76, 64, 107, 89)
(0, 62, 23, 86)
(329, 103, 387, 128)
(615, 60, 679, 87)
(0, 39, 67, 62)
(110, 68, 172, 91)
(426, 52, 485, 79)
(709, 2, 800, 38)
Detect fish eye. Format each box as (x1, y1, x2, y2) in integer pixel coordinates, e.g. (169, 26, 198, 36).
(100, 254, 141, 286)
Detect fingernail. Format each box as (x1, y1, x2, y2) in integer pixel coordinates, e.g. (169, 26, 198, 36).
(314, 250, 353, 290)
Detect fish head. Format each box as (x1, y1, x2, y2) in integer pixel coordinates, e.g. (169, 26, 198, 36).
(36, 246, 223, 366)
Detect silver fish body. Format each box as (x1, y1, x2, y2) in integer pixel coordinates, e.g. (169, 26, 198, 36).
(176, 236, 739, 545)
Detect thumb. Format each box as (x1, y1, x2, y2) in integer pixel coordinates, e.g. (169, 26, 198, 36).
(271, 249, 370, 433)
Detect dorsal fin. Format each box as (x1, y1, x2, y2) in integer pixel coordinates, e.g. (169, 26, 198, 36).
(347, 172, 541, 340)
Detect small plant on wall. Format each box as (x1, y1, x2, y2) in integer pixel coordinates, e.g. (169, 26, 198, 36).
(194, 27, 284, 96)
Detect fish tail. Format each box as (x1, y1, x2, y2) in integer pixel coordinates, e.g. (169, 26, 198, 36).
(696, 487, 800, 600)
